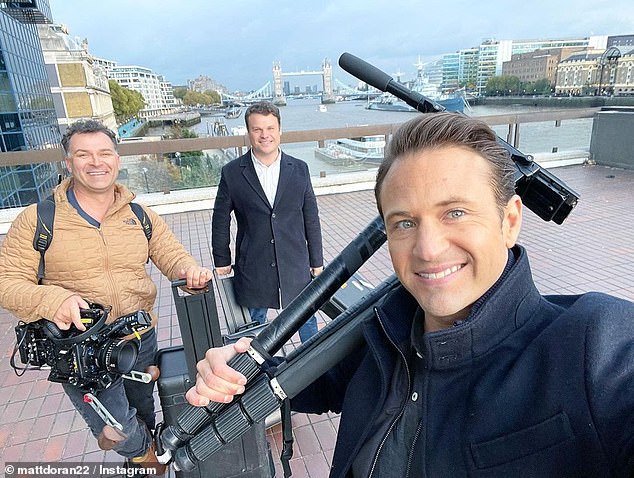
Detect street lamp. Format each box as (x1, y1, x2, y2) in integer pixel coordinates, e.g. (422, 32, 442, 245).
(142, 167, 149, 193)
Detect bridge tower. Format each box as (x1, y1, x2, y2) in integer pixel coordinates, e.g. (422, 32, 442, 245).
(321, 58, 335, 104)
(272, 61, 287, 106)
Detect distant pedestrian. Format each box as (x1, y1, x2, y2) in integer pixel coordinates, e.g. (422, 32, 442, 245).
(211, 101, 323, 342)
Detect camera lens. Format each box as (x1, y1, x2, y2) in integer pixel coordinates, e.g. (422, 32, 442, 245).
(101, 339, 138, 374)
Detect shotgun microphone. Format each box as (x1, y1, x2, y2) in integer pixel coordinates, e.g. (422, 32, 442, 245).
(337, 52, 580, 224)
(338, 52, 444, 113)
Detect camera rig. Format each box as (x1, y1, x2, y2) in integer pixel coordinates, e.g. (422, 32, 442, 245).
(156, 53, 581, 471)
(12, 302, 153, 430)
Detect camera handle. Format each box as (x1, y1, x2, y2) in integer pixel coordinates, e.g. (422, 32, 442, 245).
(83, 369, 154, 432)
(122, 370, 153, 383)
(83, 392, 123, 431)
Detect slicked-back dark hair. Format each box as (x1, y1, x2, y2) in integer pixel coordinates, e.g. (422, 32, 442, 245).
(61, 119, 118, 156)
(375, 112, 516, 218)
(244, 101, 281, 130)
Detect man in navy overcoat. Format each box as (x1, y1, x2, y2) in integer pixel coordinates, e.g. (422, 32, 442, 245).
(211, 101, 323, 341)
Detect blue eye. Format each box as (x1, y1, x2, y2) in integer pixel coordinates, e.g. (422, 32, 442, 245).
(396, 219, 415, 229)
(448, 210, 465, 219)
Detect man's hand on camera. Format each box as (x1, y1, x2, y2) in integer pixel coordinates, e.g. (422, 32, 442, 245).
(215, 265, 232, 276)
(186, 337, 251, 406)
(52, 295, 90, 331)
(311, 266, 324, 277)
(180, 265, 213, 290)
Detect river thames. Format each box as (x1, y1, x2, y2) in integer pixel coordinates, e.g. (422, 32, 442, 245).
(181, 98, 593, 176)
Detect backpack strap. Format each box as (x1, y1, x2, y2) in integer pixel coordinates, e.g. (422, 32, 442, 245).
(33, 196, 55, 285)
(32, 199, 152, 283)
(130, 202, 152, 241)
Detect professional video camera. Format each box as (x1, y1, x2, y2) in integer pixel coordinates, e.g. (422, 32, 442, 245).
(12, 302, 152, 393)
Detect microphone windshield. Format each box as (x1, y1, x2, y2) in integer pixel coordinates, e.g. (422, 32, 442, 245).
(338, 52, 392, 91)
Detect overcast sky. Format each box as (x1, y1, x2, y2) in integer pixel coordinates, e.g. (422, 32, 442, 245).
(49, 0, 633, 92)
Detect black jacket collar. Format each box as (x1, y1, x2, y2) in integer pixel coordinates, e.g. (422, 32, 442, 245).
(376, 245, 542, 370)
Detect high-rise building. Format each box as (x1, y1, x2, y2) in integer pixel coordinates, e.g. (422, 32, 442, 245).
(441, 48, 479, 91)
(37, 23, 116, 134)
(0, 0, 62, 208)
(458, 47, 479, 90)
(476, 39, 513, 95)
(441, 52, 459, 90)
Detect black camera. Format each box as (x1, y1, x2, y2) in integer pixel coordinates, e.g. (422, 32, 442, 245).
(12, 303, 152, 392)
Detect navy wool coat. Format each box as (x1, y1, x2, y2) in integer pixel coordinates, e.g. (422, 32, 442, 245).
(291, 246, 634, 477)
(211, 151, 323, 309)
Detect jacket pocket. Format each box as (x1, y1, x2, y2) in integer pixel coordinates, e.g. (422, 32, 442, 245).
(470, 412, 574, 469)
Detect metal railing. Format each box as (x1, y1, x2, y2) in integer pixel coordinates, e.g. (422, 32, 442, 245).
(0, 108, 600, 168)
(0, 107, 600, 224)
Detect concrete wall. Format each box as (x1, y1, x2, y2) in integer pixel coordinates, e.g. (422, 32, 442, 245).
(590, 107, 634, 170)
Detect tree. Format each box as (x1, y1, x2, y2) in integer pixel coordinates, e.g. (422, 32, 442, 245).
(109, 80, 145, 123)
(485, 76, 504, 96)
(203, 89, 221, 103)
(532, 79, 552, 95)
(485, 75, 521, 96)
(165, 127, 222, 187)
(173, 86, 188, 100)
(182, 89, 217, 106)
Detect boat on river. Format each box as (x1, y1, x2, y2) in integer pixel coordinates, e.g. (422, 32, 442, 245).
(366, 92, 465, 113)
(225, 106, 242, 119)
(314, 135, 385, 165)
(367, 59, 467, 113)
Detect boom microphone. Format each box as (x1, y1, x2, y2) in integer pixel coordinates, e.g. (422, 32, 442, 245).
(338, 52, 444, 113)
(337, 52, 580, 224)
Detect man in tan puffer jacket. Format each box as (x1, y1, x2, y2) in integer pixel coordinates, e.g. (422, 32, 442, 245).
(0, 119, 212, 475)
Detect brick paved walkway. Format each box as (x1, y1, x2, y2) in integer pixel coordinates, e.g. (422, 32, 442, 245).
(0, 164, 633, 477)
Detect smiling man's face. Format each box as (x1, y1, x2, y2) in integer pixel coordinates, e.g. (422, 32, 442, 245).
(246, 113, 281, 164)
(380, 145, 522, 332)
(65, 132, 120, 196)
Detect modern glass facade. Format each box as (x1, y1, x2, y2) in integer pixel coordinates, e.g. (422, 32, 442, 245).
(442, 52, 459, 90)
(0, 0, 61, 208)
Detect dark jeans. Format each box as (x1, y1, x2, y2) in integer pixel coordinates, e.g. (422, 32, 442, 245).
(62, 328, 158, 458)
(249, 307, 318, 343)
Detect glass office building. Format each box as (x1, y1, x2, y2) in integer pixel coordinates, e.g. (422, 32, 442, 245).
(0, 0, 61, 208)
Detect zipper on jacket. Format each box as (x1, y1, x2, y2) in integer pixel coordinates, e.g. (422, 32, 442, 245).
(405, 419, 424, 477)
(367, 308, 413, 478)
(98, 228, 119, 311)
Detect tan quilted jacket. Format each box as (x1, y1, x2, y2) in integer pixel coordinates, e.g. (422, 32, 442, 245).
(0, 178, 198, 329)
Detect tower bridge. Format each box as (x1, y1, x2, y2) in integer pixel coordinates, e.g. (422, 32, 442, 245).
(220, 59, 380, 106)
(272, 58, 335, 106)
